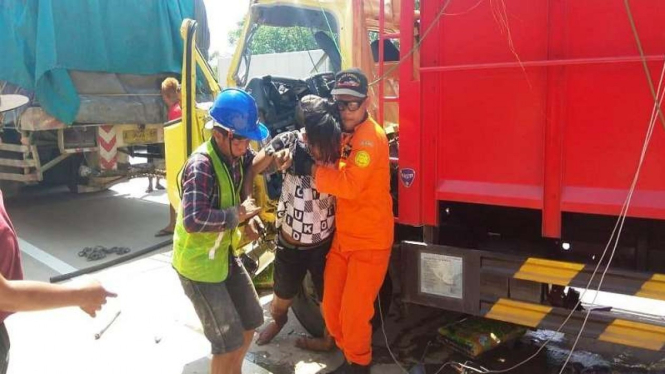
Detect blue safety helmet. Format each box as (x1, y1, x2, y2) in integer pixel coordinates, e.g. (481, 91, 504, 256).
(205, 88, 269, 141)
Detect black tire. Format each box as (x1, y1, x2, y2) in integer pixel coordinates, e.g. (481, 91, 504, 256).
(65, 154, 85, 193)
(291, 270, 394, 338)
(291, 272, 326, 338)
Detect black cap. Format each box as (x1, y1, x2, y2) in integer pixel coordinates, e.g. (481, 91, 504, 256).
(331, 68, 368, 98)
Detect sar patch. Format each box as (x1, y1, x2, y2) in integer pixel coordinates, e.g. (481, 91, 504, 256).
(354, 151, 371, 168)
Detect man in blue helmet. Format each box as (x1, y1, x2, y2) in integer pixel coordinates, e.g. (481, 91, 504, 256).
(172, 88, 269, 374)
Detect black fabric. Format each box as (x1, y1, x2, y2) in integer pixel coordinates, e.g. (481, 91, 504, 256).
(272, 235, 331, 300)
(293, 143, 315, 176)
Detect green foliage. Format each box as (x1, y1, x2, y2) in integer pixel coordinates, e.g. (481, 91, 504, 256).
(228, 20, 319, 55)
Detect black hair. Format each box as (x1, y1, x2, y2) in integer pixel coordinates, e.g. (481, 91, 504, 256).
(297, 95, 341, 164)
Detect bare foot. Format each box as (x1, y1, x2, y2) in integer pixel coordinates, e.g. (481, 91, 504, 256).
(294, 336, 335, 352)
(256, 321, 285, 346)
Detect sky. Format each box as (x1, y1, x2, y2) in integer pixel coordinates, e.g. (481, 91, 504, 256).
(203, 0, 251, 57)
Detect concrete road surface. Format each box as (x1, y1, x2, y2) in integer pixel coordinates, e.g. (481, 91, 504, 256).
(2, 179, 664, 374)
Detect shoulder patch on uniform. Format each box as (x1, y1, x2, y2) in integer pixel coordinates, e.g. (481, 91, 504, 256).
(354, 150, 371, 168)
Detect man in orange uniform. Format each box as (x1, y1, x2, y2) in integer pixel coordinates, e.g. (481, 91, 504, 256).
(292, 68, 393, 373)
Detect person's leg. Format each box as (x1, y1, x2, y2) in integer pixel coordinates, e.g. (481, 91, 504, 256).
(211, 352, 237, 374)
(321, 240, 349, 350)
(257, 238, 307, 345)
(178, 275, 246, 374)
(146, 177, 154, 193)
(231, 330, 255, 374)
(256, 295, 292, 345)
(156, 206, 177, 237)
(340, 249, 391, 367)
(295, 240, 335, 351)
(225, 256, 264, 371)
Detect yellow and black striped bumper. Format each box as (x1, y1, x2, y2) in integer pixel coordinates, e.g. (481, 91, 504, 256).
(401, 241, 665, 352)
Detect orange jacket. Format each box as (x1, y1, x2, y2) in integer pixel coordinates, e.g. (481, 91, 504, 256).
(315, 116, 394, 251)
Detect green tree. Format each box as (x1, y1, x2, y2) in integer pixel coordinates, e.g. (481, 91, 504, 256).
(228, 20, 320, 55)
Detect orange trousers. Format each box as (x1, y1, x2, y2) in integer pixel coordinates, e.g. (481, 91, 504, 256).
(322, 240, 391, 365)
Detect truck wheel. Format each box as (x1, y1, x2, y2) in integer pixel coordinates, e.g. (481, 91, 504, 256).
(292, 272, 325, 338)
(291, 270, 394, 338)
(66, 154, 85, 193)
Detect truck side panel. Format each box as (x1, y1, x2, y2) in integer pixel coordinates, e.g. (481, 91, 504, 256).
(407, 0, 665, 237)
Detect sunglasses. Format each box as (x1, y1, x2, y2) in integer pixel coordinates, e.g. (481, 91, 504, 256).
(213, 127, 249, 143)
(334, 98, 366, 112)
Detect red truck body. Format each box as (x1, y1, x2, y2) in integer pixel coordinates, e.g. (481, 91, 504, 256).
(397, 0, 665, 238)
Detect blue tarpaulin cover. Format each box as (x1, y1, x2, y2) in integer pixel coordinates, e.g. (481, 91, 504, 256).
(0, 1, 196, 124)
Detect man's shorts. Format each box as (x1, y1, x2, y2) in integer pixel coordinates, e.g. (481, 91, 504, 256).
(179, 255, 264, 355)
(273, 234, 332, 301)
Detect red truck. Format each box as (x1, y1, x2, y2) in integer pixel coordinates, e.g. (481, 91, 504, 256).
(388, 0, 665, 352)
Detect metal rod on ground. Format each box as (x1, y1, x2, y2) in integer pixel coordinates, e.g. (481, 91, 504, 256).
(95, 310, 121, 340)
(49, 239, 173, 283)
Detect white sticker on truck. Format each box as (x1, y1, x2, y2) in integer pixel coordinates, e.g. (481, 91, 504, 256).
(420, 252, 463, 299)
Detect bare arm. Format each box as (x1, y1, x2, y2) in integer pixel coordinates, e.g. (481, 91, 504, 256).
(0, 274, 116, 317)
(253, 131, 298, 175)
(252, 148, 275, 175)
(241, 167, 255, 201)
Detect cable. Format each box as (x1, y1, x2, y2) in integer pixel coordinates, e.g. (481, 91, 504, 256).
(624, 0, 665, 132)
(377, 294, 410, 374)
(370, 0, 454, 86)
(557, 50, 665, 374)
(316, 0, 344, 65)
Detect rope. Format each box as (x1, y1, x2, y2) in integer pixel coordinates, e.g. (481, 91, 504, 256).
(625, 0, 665, 132)
(369, 0, 455, 86)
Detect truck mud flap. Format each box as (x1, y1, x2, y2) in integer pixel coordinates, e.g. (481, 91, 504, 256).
(401, 241, 665, 351)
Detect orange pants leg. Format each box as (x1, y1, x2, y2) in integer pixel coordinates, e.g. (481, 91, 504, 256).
(322, 240, 349, 351)
(339, 248, 391, 365)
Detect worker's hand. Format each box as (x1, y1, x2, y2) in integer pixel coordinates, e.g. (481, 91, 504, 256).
(76, 279, 117, 318)
(293, 143, 315, 176)
(238, 198, 261, 222)
(244, 216, 265, 241)
(274, 149, 293, 171)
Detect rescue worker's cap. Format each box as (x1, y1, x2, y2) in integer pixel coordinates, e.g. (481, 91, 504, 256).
(331, 68, 368, 98)
(205, 88, 269, 141)
(0, 94, 29, 113)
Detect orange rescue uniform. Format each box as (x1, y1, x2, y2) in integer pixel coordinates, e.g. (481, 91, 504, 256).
(314, 116, 394, 365)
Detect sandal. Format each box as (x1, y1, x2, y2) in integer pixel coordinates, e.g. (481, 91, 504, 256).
(155, 229, 173, 237)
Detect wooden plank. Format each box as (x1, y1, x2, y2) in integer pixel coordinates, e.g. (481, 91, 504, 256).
(0, 158, 37, 168)
(0, 143, 29, 153)
(0, 172, 39, 182)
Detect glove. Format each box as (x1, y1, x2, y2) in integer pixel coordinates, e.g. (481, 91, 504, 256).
(293, 143, 315, 176)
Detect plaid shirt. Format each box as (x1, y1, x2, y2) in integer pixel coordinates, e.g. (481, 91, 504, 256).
(181, 143, 254, 233)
